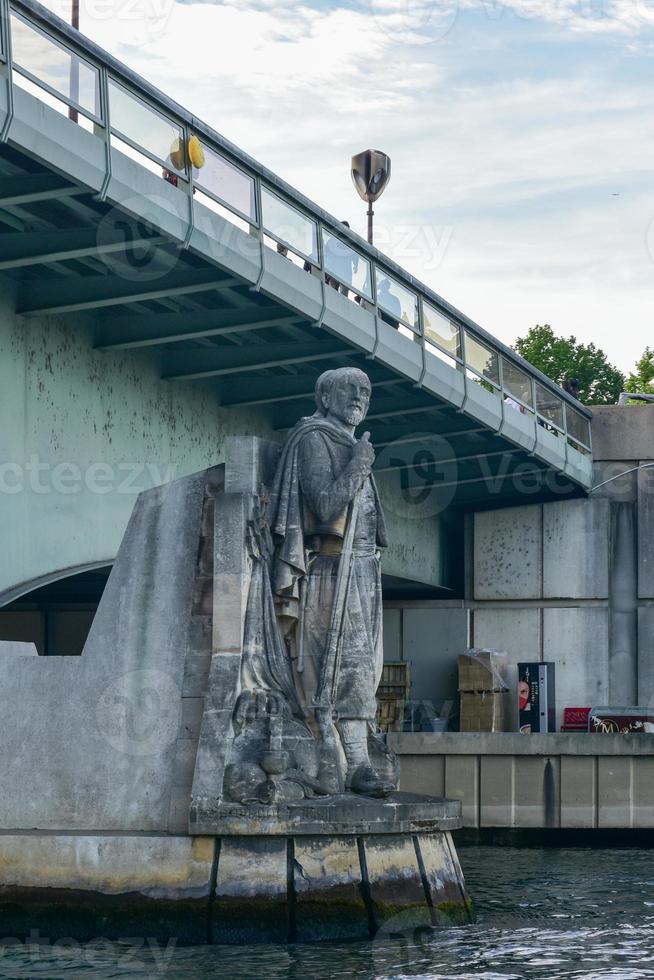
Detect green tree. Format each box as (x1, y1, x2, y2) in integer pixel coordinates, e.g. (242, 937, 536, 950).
(624, 347, 654, 396)
(514, 324, 625, 405)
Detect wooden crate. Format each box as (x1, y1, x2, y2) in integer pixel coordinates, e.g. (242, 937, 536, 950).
(376, 662, 411, 732)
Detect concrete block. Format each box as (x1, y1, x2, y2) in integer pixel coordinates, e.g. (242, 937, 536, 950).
(403, 608, 468, 710)
(543, 608, 609, 730)
(638, 608, 654, 704)
(383, 608, 401, 662)
(444, 755, 479, 827)
(167, 739, 199, 833)
(591, 406, 654, 461)
(224, 436, 281, 496)
(474, 506, 541, 600)
(398, 755, 445, 797)
(293, 836, 369, 941)
(632, 757, 654, 828)
(0, 472, 208, 832)
(0, 641, 37, 656)
(480, 756, 514, 826)
(378, 471, 445, 589)
(363, 834, 427, 926)
(415, 833, 472, 923)
(0, 834, 214, 943)
(472, 608, 540, 731)
(592, 460, 638, 503)
(181, 615, 212, 697)
(543, 499, 609, 599)
(513, 756, 559, 828)
(560, 756, 596, 828)
(639, 463, 654, 598)
(213, 837, 288, 944)
(609, 502, 638, 704)
(597, 756, 633, 828)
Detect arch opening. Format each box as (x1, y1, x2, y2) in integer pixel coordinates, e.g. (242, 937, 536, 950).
(0, 566, 112, 656)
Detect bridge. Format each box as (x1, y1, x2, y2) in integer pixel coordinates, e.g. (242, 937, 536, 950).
(0, 0, 593, 640)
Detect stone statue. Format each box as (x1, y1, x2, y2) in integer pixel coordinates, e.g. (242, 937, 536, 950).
(221, 367, 397, 805)
(268, 367, 394, 798)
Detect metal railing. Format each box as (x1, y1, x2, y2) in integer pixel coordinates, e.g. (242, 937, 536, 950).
(0, 0, 593, 457)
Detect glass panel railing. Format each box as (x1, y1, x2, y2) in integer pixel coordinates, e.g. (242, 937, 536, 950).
(322, 229, 372, 299)
(376, 272, 418, 331)
(566, 404, 591, 448)
(261, 188, 318, 263)
(109, 79, 185, 173)
(4, 0, 588, 452)
(423, 302, 461, 358)
(464, 331, 500, 387)
(195, 143, 256, 223)
(11, 13, 100, 118)
(536, 382, 564, 430)
(502, 356, 533, 409)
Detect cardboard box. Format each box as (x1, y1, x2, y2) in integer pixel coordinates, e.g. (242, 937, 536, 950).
(460, 690, 509, 732)
(458, 649, 509, 693)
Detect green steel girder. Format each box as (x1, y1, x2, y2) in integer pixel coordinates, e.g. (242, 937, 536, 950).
(0, 172, 87, 207)
(271, 389, 445, 431)
(94, 305, 302, 350)
(0, 227, 167, 270)
(162, 338, 353, 381)
(17, 268, 243, 315)
(218, 372, 403, 408)
(371, 423, 489, 448)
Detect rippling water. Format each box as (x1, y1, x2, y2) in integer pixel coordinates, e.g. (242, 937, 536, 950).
(3, 847, 654, 979)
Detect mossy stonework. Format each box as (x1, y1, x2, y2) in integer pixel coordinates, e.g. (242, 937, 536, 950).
(0, 831, 471, 945)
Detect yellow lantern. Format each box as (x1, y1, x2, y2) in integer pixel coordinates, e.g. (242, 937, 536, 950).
(169, 136, 185, 171)
(188, 134, 205, 170)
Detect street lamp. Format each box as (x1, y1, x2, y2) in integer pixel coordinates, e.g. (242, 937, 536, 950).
(69, 0, 79, 122)
(351, 149, 391, 246)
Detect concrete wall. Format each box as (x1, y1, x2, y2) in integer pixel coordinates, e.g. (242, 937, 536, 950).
(392, 732, 654, 829)
(469, 405, 653, 727)
(0, 471, 211, 833)
(382, 601, 469, 725)
(0, 277, 274, 603)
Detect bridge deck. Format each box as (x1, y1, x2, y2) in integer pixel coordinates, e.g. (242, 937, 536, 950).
(0, 0, 593, 506)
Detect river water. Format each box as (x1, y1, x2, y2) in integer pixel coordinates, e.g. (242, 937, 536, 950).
(2, 846, 654, 979)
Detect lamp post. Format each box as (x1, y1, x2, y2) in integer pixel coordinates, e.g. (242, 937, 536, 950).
(351, 149, 391, 246)
(69, 0, 79, 122)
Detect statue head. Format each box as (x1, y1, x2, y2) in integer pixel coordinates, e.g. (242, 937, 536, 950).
(315, 368, 371, 429)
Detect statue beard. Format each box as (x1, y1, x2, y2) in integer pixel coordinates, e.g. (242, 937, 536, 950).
(343, 407, 366, 427)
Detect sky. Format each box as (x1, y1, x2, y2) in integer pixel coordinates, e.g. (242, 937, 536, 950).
(43, 0, 654, 374)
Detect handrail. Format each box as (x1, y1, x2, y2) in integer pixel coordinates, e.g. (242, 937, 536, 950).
(1, 0, 594, 444)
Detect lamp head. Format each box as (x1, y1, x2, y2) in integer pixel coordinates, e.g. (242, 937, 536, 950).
(351, 149, 391, 204)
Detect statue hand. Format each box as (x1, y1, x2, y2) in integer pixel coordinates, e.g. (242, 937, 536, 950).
(352, 431, 375, 474)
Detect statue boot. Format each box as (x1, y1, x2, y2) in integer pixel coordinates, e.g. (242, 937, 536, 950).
(338, 720, 394, 798)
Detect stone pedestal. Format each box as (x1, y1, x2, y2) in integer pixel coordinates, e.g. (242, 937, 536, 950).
(201, 793, 471, 944)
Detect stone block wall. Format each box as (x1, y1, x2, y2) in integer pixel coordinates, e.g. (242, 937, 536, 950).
(469, 406, 653, 726)
(392, 732, 654, 829)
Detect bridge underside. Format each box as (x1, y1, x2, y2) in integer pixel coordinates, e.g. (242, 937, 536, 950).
(0, 77, 591, 510)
